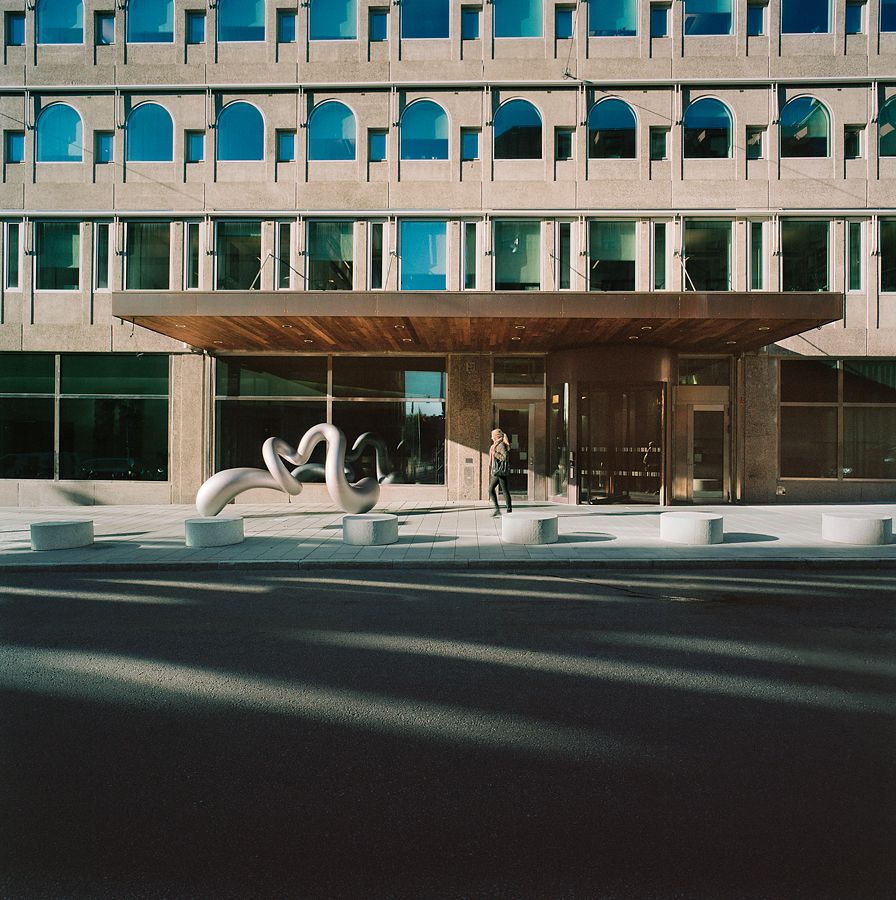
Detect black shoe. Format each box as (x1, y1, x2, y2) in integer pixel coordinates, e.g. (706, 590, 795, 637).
(491, 509, 501, 517)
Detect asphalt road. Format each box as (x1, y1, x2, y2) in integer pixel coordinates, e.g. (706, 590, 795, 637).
(1, 567, 894, 900)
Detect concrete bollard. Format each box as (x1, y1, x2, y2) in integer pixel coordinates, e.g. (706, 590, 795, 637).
(30, 520, 94, 551)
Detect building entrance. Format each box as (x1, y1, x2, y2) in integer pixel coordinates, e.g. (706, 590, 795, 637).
(493, 404, 533, 500)
(672, 403, 730, 502)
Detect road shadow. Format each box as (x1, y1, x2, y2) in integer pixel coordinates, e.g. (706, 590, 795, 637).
(723, 533, 780, 543)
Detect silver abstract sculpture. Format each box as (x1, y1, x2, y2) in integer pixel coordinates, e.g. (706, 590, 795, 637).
(196, 424, 402, 517)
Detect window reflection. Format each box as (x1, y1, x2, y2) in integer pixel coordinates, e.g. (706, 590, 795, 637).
(494, 0, 543, 37)
(309, 0, 357, 39)
(683, 220, 731, 291)
(37, 0, 83, 43)
(308, 221, 353, 290)
(217, 103, 264, 161)
(400, 101, 448, 160)
(493, 99, 542, 159)
(683, 0, 731, 35)
(494, 221, 540, 290)
(588, 0, 636, 36)
(218, 0, 264, 41)
(400, 0, 449, 38)
(308, 103, 356, 161)
(781, 0, 830, 33)
(399, 221, 447, 290)
(127, 0, 173, 42)
(587, 99, 636, 159)
(36, 105, 83, 162)
(780, 96, 829, 158)
(682, 97, 731, 158)
(126, 104, 174, 162)
(216, 221, 262, 290)
(781, 219, 829, 291)
(589, 221, 636, 291)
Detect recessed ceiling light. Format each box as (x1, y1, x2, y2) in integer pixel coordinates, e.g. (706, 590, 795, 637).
(511, 336, 521, 341)
(304, 339, 313, 343)
(175, 324, 186, 328)
(515, 325, 525, 330)
(402, 338, 412, 342)
(628, 335, 639, 340)
(395, 324, 405, 329)
(726, 341, 736, 345)
(213, 341, 222, 344)
(758, 326, 770, 331)
(641, 326, 652, 331)
(282, 324, 292, 328)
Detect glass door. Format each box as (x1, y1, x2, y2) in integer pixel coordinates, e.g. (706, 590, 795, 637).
(690, 405, 728, 501)
(494, 404, 532, 500)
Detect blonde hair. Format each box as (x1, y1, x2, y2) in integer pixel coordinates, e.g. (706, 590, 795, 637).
(491, 429, 504, 441)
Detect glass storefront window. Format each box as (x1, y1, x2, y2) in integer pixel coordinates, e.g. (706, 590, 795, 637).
(549, 384, 568, 497)
(216, 221, 262, 290)
(843, 361, 896, 404)
(683, 220, 731, 291)
(588, 221, 635, 291)
(781, 219, 829, 292)
(308, 221, 353, 290)
(0, 354, 55, 393)
(844, 408, 896, 479)
(126, 222, 170, 290)
(215, 357, 328, 397)
(780, 358, 838, 402)
(60, 354, 168, 396)
(399, 221, 447, 290)
(0, 398, 55, 479)
(780, 405, 837, 478)
(332, 357, 445, 398)
(494, 221, 541, 290)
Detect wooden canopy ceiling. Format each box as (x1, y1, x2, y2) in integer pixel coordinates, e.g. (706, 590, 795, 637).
(113, 290, 843, 355)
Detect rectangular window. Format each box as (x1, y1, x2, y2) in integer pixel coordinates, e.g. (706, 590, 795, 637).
(277, 10, 296, 42)
(126, 222, 170, 290)
(746, 3, 766, 35)
(369, 130, 387, 162)
(649, 127, 668, 160)
(5, 131, 24, 164)
(185, 131, 204, 163)
(494, 221, 541, 291)
(650, 5, 669, 37)
(36, 222, 80, 291)
(95, 12, 114, 44)
(845, 1, 864, 34)
(5, 222, 21, 290)
(683, 221, 731, 291)
(848, 221, 862, 292)
(461, 129, 480, 161)
(6, 12, 25, 46)
(881, 219, 896, 293)
(277, 131, 296, 162)
(186, 11, 205, 43)
(0, 358, 55, 477)
(401, 0, 449, 38)
(555, 128, 574, 161)
(333, 356, 445, 398)
(186, 222, 201, 289)
(495, 357, 545, 386)
(95, 131, 113, 164)
(845, 126, 863, 160)
(781, 219, 829, 292)
(369, 8, 388, 40)
(588, 221, 635, 291)
(217, 221, 262, 290)
(684, 0, 732, 35)
(276, 222, 291, 289)
(461, 7, 481, 39)
(781, 0, 830, 34)
(369, 222, 384, 290)
(746, 127, 765, 160)
(654, 222, 666, 290)
(679, 357, 730, 385)
(555, 6, 574, 39)
(308, 221, 353, 290)
(494, 0, 543, 38)
(589, 0, 636, 36)
(884, 0, 896, 31)
(558, 222, 571, 290)
(400, 220, 447, 290)
(780, 407, 837, 477)
(750, 221, 763, 290)
(464, 222, 477, 289)
(94, 222, 110, 290)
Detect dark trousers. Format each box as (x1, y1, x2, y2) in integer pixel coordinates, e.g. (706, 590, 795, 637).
(488, 474, 512, 512)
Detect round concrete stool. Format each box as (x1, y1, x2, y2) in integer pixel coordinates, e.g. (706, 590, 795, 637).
(660, 511, 724, 545)
(343, 513, 398, 546)
(501, 511, 559, 545)
(31, 520, 94, 551)
(822, 513, 892, 545)
(185, 517, 244, 548)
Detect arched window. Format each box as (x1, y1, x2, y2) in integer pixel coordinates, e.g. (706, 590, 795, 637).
(494, 0, 543, 38)
(36, 0, 83, 44)
(880, 97, 896, 158)
(780, 97, 830, 158)
(126, 104, 174, 162)
(587, 99, 637, 159)
(400, 0, 449, 39)
(493, 99, 542, 160)
(308, 102, 356, 161)
(309, 0, 357, 40)
(683, 0, 731, 35)
(400, 101, 448, 160)
(127, 0, 174, 42)
(217, 103, 264, 161)
(218, 0, 264, 41)
(682, 97, 732, 159)
(781, 0, 830, 34)
(35, 105, 83, 162)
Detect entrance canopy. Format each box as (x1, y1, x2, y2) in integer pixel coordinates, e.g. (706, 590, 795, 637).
(114, 290, 843, 354)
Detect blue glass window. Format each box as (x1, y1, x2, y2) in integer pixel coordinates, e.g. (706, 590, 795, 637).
(587, 98, 636, 159)
(401, 0, 449, 38)
(494, 0, 542, 37)
(218, 0, 264, 41)
(400, 221, 447, 290)
(278, 11, 296, 41)
(126, 104, 174, 162)
(96, 12, 114, 43)
(127, 0, 173, 42)
(400, 101, 448, 160)
(277, 131, 296, 162)
(880, 98, 896, 158)
(217, 103, 264, 161)
(6, 132, 25, 163)
(588, 0, 636, 36)
(37, 0, 84, 44)
(844, 2, 863, 34)
(310, 0, 356, 40)
(36, 105, 83, 162)
(651, 6, 669, 37)
(682, 97, 732, 158)
(95, 132, 113, 163)
(493, 99, 542, 159)
(555, 7, 573, 38)
(684, 0, 731, 35)
(461, 129, 479, 160)
(780, 97, 829, 158)
(369, 9, 387, 40)
(186, 131, 204, 162)
(6, 12, 26, 45)
(369, 130, 387, 161)
(186, 11, 205, 43)
(461, 8, 480, 39)
(747, 4, 765, 35)
(308, 102, 356, 161)
(781, 0, 830, 34)
(883, 0, 896, 31)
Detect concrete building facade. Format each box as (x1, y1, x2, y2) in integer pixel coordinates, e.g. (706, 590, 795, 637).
(3, 0, 896, 509)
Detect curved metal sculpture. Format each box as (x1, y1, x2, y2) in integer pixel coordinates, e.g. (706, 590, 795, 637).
(196, 424, 402, 517)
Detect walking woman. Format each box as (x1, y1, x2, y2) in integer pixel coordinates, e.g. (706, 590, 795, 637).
(488, 428, 513, 516)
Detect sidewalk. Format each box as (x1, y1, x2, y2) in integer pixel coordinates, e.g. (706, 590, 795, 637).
(3, 501, 896, 572)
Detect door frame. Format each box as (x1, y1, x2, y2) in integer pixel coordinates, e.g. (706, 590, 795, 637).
(684, 402, 730, 503)
(492, 402, 536, 501)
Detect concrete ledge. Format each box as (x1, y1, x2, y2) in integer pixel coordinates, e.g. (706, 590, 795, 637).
(822, 513, 892, 545)
(185, 517, 245, 548)
(343, 513, 398, 546)
(501, 511, 559, 545)
(30, 520, 94, 551)
(660, 511, 724, 545)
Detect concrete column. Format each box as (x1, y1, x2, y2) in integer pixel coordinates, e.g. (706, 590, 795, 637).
(170, 352, 210, 504)
(741, 354, 778, 503)
(446, 354, 491, 501)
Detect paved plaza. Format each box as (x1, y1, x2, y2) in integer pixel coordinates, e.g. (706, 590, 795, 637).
(3, 501, 896, 571)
